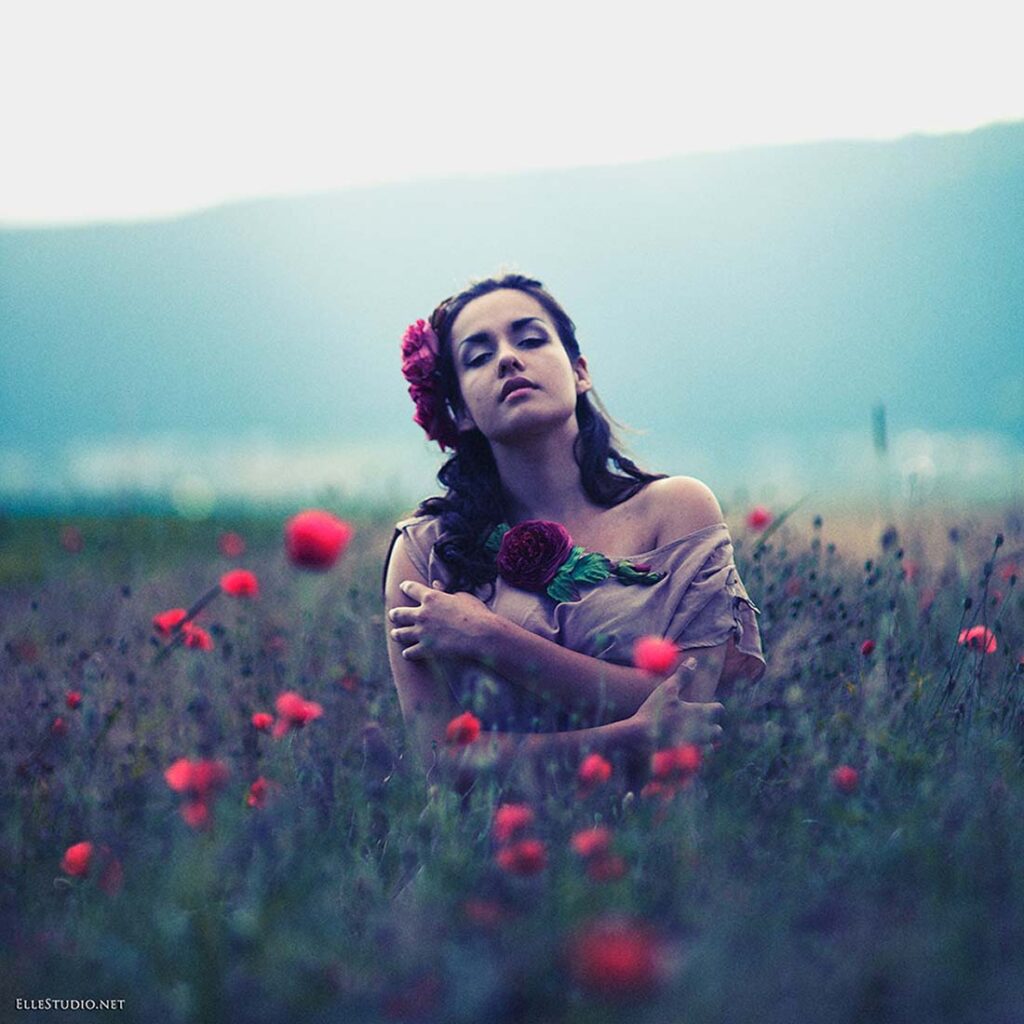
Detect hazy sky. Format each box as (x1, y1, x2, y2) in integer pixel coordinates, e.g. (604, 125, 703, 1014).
(2, 0, 1020, 225)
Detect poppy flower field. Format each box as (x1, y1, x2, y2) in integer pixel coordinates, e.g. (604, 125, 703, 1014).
(2, 504, 1022, 1022)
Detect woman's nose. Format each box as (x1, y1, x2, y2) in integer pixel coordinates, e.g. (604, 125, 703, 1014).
(497, 345, 525, 375)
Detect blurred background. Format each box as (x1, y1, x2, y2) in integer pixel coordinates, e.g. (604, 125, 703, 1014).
(2, 0, 1021, 517)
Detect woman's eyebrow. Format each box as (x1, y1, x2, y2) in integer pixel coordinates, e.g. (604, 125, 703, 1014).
(456, 317, 547, 353)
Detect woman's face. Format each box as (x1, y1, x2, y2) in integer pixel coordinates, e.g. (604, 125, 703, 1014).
(448, 289, 591, 445)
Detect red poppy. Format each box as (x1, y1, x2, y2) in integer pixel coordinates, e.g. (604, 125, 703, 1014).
(746, 506, 773, 531)
(272, 691, 324, 739)
(284, 510, 353, 570)
(246, 777, 276, 809)
(444, 711, 481, 746)
(571, 826, 612, 860)
(784, 577, 803, 597)
(181, 800, 211, 829)
(251, 712, 274, 732)
(218, 531, 246, 558)
(336, 673, 360, 692)
(587, 854, 627, 883)
(831, 764, 859, 794)
(998, 561, 1020, 582)
(65, 691, 83, 710)
(496, 838, 547, 876)
(901, 560, 920, 583)
(152, 608, 187, 635)
(164, 758, 229, 798)
(182, 623, 214, 651)
(958, 625, 997, 654)
(860, 640, 876, 657)
(578, 753, 612, 789)
(651, 744, 702, 780)
(61, 841, 93, 877)
(462, 898, 506, 928)
(220, 569, 259, 598)
(632, 636, 679, 675)
(51, 717, 69, 737)
(60, 525, 84, 553)
(566, 918, 665, 999)
(492, 803, 535, 844)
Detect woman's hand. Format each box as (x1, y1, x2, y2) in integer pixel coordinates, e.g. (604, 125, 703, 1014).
(388, 579, 498, 660)
(631, 677, 724, 749)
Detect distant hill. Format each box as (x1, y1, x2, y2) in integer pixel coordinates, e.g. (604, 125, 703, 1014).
(1, 123, 1022, 504)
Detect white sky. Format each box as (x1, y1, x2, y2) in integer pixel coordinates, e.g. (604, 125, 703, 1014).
(1, 0, 1021, 225)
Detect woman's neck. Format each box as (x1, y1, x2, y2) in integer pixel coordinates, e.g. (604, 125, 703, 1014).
(491, 421, 597, 525)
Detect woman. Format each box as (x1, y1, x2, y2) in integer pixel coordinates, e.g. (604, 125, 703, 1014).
(383, 274, 765, 790)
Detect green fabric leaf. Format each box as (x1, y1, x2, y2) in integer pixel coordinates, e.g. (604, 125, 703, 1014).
(484, 523, 510, 554)
(546, 571, 579, 603)
(570, 552, 613, 584)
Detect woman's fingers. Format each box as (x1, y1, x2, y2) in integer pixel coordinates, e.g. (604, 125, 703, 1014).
(388, 606, 419, 626)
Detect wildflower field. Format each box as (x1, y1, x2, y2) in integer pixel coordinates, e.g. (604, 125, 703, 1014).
(2, 503, 1022, 1023)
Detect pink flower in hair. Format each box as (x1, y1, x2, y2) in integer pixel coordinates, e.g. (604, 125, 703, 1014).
(401, 319, 460, 450)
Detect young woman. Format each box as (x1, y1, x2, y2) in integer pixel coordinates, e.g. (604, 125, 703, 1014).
(383, 274, 765, 790)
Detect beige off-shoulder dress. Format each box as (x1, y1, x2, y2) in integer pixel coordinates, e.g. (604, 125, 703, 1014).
(393, 515, 766, 732)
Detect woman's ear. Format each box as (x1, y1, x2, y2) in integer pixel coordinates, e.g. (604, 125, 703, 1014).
(574, 354, 593, 395)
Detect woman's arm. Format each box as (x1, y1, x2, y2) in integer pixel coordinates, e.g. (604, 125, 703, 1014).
(385, 535, 721, 788)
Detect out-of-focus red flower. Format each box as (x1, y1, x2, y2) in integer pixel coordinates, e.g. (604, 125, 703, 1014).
(61, 841, 93, 877)
(251, 712, 274, 732)
(462, 898, 506, 928)
(958, 625, 997, 654)
(182, 623, 214, 651)
(632, 636, 679, 675)
(492, 803, 535, 844)
(218, 531, 246, 558)
(164, 758, 229, 798)
(901, 560, 920, 583)
(860, 640, 876, 657)
(998, 561, 1019, 582)
(181, 800, 211, 829)
(220, 569, 259, 598)
(60, 525, 84, 553)
(578, 753, 612, 789)
(496, 838, 547, 876)
(651, 744, 702, 780)
(784, 577, 803, 598)
(571, 826, 612, 860)
(587, 854, 627, 883)
(98, 850, 124, 896)
(445, 711, 481, 746)
(284, 510, 353, 570)
(271, 691, 324, 739)
(746, 506, 772, 531)
(51, 717, 69, 737)
(246, 777, 276, 809)
(831, 764, 859, 794)
(566, 918, 665, 999)
(65, 691, 83, 710)
(152, 608, 188, 635)
(336, 673, 360, 692)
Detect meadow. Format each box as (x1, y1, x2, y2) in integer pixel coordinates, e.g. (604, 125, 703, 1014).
(1, 501, 1022, 1023)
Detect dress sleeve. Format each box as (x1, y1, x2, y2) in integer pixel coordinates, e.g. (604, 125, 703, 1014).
(392, 515, 451, 587)
(659, 525, 766, 684)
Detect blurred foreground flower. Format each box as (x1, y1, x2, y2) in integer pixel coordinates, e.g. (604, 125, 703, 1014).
(284, 510, 353, 570)
(746, 505, 773, 531)
(272, 691, 324, 739)
(492, 803, 534, 844)
(578, 752, 613, 791)
(958, 625, 997, 654)
(496, 838, 547, 876)
(220, 569, 259, 598)
(445, 711, 481, 746)
(152, 608, 187, 635)
(831, 764, 859, 794)
(65, 690, 82, 709)
(860, 640, 876, 657)
(61, 841, 93, 877)
(566, 918, 667, 1000)
(165, 758, 229, 827)
(632, 636, 679, 675)
(251, 712, 274, 732)
(246, 777, 278, 809)
(50, 717, 69, 737)
(218, 531, 246, 558)
(182, 623, 214, 651)
(571, 826, 612, 860)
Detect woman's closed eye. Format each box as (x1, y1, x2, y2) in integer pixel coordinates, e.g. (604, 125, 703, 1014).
(465, 338, 546, 369)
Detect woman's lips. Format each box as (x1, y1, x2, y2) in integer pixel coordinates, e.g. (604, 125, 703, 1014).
(500, 378, 537, 401)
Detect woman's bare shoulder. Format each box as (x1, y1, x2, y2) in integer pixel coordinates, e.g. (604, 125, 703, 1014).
(642, 476, 725, 545)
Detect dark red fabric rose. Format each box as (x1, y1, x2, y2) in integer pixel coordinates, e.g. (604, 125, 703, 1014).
(496, 520, 574, 592)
